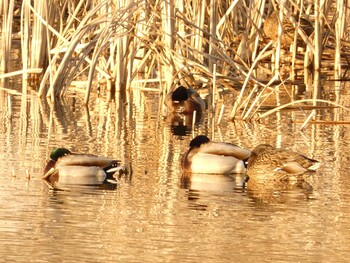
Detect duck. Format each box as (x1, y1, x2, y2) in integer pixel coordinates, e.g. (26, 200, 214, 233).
(181, 135, 251, 174)
(247, 144, 320, 181)
(164, 86, 206, 115)
(43, 148, 124, 189)
(263, 11, 314, 46)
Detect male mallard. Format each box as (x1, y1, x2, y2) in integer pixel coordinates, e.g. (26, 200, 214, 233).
(43, 148, 123, 189)
(181, 135, 251, 174)
(263, 12, 314, 46)
(164, 86, 206, 114)
(247, 144, 320, 181)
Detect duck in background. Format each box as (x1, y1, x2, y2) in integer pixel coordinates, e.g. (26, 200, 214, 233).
(164, 86, 206, 115)
(181, 135, 251, 174)
(43, 148, 125, 189)
(263, 11, 314, 46)
(246, 144, 320, 182)
(164, 86, 206, 136)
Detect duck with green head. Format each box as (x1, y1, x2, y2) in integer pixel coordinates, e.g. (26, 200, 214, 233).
(181, 135, 251, 174)
(247, 144, 320, 181)
(43, 148, 123, 189)
(164, 86, 206, 114)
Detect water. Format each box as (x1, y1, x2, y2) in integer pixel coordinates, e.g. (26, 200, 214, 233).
(0, 87, 350, 262)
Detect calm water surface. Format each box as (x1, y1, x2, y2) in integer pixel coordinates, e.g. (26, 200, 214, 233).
(0, 88, 349, 263)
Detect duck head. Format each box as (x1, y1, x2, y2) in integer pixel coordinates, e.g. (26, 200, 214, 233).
(189, 135, 210, 148)
(50, 148, 71, 161)
(44, 148, 71, 175)
(171, 86, 189, 102)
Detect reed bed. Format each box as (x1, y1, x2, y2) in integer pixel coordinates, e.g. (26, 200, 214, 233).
(0, 0, 350, 122)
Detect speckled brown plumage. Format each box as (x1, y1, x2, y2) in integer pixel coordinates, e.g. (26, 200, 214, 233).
(247, 144, 320, 181)
(263, 12, 314, 46)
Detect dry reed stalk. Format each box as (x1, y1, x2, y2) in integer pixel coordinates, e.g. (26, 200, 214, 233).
(249, 1, 266, 65)
(0, 68, 42, 79)
(312, 0, 324, 106)
(39, 1, 140, 102)
(0, 0, 15, 73)
(21, 0, 30, 86)
(191, 0, 206, 64)
(161, 0, 175, 93)
(217, 104, 225, 124)
(127, 0, 146, 88)
(334, 0, 344, 78)
(258, 99, 350, 120)
(300, 110, 316, 130)
(240, 74, 280, 121)
(230, 41, 273, 120)
(208, 0, 218, 72)
(0, 0, 348, 124)
(212, 63, 217, 110)
(303, 120, 350, 125)
(29, 0, 47, 69)
(36, 0, 100, 97)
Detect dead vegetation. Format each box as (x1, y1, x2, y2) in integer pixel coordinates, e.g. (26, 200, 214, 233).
(1, 0, 350, 122)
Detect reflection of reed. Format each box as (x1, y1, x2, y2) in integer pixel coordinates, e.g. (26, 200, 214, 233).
(0, 90, 137, 180)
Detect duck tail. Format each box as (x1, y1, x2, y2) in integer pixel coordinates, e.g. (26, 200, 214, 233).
(243, 157, 249, 168)
(308, 162, 321, 171)
(103, 160, 126, 177)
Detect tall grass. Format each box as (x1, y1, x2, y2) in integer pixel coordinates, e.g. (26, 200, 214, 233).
(0, 0, 349, 121)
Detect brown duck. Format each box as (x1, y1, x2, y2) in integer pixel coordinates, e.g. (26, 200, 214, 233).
(247, 144, 320, 181)
(264, 12, 314, 46)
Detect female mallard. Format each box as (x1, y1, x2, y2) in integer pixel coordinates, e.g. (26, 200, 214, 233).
(247, 144, 320, 181)
(164, 86, 205, 114)
(181, 135, 251, 174)
(264, 12, 314, 46)
(43, 148, 123, 189)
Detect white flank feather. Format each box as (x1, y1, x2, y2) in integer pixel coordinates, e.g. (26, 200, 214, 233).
(190, 153, 246, 174)
(57, 166, 106, 185)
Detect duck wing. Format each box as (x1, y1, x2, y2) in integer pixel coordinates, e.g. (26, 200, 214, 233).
(274, 148, 320, 174)
(187, 88, 206, 110)
(199, 142, 251, 160)
(57, 154, 120, 168)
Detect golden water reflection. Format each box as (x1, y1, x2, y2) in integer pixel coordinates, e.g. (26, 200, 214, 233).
(0, 90, 349, 262)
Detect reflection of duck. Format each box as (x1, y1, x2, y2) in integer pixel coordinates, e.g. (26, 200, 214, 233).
(264, 12, 314, 46)
(246, 176, 314, 205)
(247, 144, 320, 181)
(181, 172, 246, 192)
(164, 86, 205, 114)
(43, 148, 124, 189)
(181, 135, 251, 174)
(166, 112, 204, 136)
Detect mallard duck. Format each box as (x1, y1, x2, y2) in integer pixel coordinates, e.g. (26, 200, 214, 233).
(247, 144, 320, 181)
(164, 86, 205, 114)
(43, 148, 123, 189)
(263, 12, 314, 46)
(181, 135, 251, 174)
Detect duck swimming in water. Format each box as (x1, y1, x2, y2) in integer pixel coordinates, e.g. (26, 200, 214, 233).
(43, 148, 124, 189)
(181, 135, 251, 174)
(164, 86, 205, 114)
(247, 144, 320, 181)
